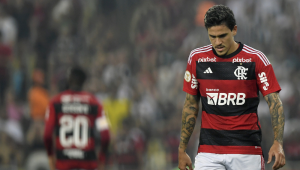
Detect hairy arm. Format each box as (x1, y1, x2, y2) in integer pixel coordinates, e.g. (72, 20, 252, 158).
(264, 92, 285, 144)
(179, 93, 200, 151)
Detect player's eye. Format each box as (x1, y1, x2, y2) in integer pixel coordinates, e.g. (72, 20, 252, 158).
(219, 34, 227, 38)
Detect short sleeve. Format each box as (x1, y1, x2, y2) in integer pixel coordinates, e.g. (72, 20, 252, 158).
(255, 57, 281, 96)
(183, 53, 199, 95)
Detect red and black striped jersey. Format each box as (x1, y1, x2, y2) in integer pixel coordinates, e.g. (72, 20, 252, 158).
(44, 90, 110, 170)
(183, 42, 281, 155)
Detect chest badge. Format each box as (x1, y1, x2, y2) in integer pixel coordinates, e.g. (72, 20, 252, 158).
(234, 66, 248, 80)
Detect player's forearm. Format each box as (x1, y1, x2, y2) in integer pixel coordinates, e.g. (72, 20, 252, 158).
(48, 156, 55, 170)
(264, 92, 285, 145)
(179, 93, 200, 151)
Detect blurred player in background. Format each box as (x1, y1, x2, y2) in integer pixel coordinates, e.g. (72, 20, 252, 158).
(44, 67, 110, 170)
(178, 5, 285, 170)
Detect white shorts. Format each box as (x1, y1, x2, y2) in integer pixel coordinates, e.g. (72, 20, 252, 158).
(195, 152, 265, 170)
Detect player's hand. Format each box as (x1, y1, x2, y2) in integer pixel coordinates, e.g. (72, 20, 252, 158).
(48, 156, 56, 170)
(267, 140, 285, 170)
(178, 150, 193, 170)
(98, 163, 105, 170)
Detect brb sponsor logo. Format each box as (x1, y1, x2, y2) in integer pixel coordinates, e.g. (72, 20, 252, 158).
(206, 93, 246, 105)
(232, 57, 252, 63)
(258, 72, 269, 90)
(198, 57, 216, 63)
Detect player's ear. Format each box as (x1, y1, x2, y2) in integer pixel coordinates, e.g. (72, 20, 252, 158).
(232, 25, 237, 36)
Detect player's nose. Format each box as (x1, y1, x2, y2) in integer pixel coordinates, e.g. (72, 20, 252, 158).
(215, 38, 222, 46)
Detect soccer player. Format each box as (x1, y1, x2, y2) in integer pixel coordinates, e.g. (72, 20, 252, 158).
(44, 67, 110, 170)
(178, 5, 285, 170)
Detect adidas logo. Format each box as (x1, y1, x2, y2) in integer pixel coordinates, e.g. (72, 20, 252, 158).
(204, 67, 213, 73)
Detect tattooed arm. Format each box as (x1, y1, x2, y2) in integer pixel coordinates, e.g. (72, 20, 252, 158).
(264, 92, 285, 170)
(178, 93, 200, 170)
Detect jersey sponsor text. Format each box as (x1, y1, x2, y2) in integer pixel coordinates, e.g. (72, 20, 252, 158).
(258, 72, 269, 90)
(232, 57, 252, 63)
(198, 57, 216, 63)
(206, 93, 246, 105)
(191, 74, 198, 89)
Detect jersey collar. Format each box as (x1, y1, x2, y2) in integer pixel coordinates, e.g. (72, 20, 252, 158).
(212, 42, 243, 59)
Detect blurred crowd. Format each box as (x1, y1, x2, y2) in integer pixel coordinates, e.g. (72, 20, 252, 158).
(0, 0, 299, 170)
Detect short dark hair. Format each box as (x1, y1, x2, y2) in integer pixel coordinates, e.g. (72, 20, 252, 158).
(204, 5, 236, 30)
(68, 66, 87, 88)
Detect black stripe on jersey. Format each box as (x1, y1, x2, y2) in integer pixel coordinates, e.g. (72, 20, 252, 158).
(56, 149, 96, 160)
(196, 62, 256, 80)
(53, 103, 98, 115)
(55, 127, 95, 138)
(201, 96, 259, 116)
(199, 128, 261, 146)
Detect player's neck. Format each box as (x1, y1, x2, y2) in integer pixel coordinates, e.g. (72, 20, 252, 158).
(226, 41, 239, 56)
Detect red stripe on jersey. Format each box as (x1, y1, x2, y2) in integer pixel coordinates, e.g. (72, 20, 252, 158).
(188, 45, 213, 64)
(201, 111, 260, 130)
(56, 159, 97, 170)
(190, 44, 212, 54)
(199, 79, 258, 98)
(198, 145, 262, 155)
(190, 45, 212, 57)
(55, 137, 95, 150)
(244, 45, 270, 65)
(243, 46, 270, 66)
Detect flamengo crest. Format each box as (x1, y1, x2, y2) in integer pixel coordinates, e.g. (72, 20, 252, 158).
(234, 66, 248, 80)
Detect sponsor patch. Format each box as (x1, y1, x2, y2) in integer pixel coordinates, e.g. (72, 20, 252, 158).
(258, 72, 269, 90)
(191, 74, 198, 89)
(184, 71, 191, 82)
(232, 57, 252, 63)
(198, 57, 217, 63)
(206, 93, 246, 105)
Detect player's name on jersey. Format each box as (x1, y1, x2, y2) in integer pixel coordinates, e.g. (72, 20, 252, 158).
(62, 103, 90, 114)
(61, 95, 91, 103)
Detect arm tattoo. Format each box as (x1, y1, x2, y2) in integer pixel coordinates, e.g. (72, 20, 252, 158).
(264, 92, 285, 145)
(186, 117, 196, 133)
(179, 93, 200, 150)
